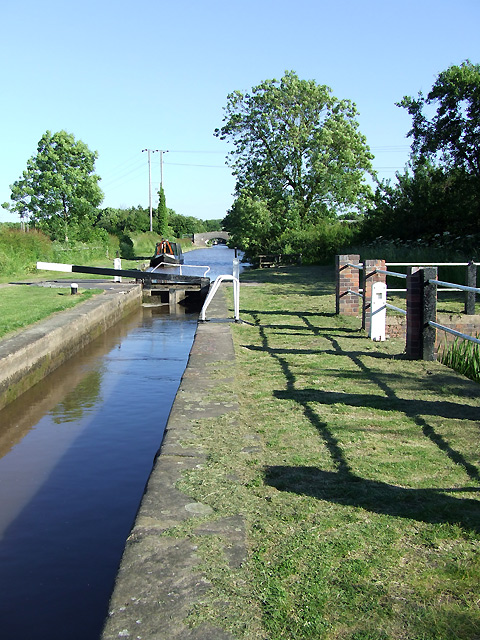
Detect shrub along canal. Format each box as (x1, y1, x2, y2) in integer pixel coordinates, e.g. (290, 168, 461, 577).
(0, 245, 239, 640)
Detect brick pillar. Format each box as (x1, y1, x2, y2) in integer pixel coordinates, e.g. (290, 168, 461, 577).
(336, 254, 360, 316)
(362, 259, 386, 334)
(406, 267, 437, 360)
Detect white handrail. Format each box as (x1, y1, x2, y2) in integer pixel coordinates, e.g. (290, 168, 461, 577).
(149, 262, 211, 277)
(200, 275, 240, 322)
(387, 262, 471, 267)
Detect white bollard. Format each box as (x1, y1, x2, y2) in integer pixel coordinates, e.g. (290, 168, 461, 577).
(114, 258, 122, 282)
(370, 281, 386, 341)
(233, 257, 240, 281)
(71, 283, 78, 295)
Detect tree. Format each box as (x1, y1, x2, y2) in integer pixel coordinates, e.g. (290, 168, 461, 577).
(365, 60, 480, 242)
(398, 61, 480, 178)
(223, 194, 279, 254)
(215, 71, 375, 226)
(203, 218, 223, 232)
(4, 130, 103, 241)
(155, 186, 169, 235)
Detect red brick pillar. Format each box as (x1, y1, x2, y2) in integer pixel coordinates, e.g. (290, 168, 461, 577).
(335, 254, 360, 316)
(362, 259, 386, 334)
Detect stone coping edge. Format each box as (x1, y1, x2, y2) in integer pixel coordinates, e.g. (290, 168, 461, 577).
(0, 284, 142, 411)
(102, 288, 240, 640)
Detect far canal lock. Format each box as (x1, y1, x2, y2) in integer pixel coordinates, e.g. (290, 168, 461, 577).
(141, 275, 211, 311)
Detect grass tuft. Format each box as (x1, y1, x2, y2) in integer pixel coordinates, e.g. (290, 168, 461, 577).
(440, 335, 480, 383)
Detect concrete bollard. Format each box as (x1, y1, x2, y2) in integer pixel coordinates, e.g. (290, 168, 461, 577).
(114, 258, 122, 283)
(370, 281, 386, 341)
(71, 283, 78, 295)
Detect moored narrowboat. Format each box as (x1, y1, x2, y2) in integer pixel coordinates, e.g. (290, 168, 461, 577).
(149, 240, 184, 269)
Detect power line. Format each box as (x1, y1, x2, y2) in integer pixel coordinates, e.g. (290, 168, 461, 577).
(101, 162, 145, 188)
(164, 161, 228, 169)
(166, 150, 226, 154)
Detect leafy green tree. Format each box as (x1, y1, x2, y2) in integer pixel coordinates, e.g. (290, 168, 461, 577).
(167, 211, 206, 237)
(203, 218, 223, 232)
(364, 61, 480, 244)
(215, 71, 375, 225)
(125, 206, 149, 233)
(223, 194, 279, 254)
(94, 207, 121, 234)
(155, 186, 169, 235)
(363, 163, 479, 242)
(398, 61, 480, 178)
(4, 130, 103, 242)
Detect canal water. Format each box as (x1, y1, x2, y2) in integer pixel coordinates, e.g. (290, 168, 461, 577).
(0, 245, 239, 639)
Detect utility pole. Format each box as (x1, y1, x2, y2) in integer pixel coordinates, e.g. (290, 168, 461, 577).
(142, 148, 158, 232)
(143, 149, 168, 232)
(159, 150, 169, 188)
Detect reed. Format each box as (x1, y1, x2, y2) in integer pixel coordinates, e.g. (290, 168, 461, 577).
(440, 335, 480, 383)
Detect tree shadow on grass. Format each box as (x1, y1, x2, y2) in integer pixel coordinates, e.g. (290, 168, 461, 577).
(245, 307, 480, 519)
(264, 465, 480, 534)
(242, 308, 339, 318)
(274, 388, 480, 422)
(241, 265, 335, 289)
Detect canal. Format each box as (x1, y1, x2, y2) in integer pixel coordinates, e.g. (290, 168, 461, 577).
(0, 245, 238, 639)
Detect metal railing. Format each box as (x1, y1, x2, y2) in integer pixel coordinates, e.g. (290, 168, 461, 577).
(337, 256, 479, 358)
(375, 268, 407, 279)
(386, 302, 407, 316)
(200, 275, 240, 322)
(428, 321, 480, 346)
(427, 277, 480, 345)
(149, 262, 211, 277)
(374, 267, 408, 316)
(429, 279, 480, 294)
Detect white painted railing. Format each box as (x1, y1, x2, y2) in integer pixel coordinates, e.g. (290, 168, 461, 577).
(200, 275, 240, 322)
(149, 262, 211, 277)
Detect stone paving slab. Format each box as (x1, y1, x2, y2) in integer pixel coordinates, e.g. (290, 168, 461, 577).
(101, 287, 243, 640)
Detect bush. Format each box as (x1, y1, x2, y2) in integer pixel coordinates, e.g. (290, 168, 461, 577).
(118, 234, 135, 259)
(278, 221, 359, 264)
(345, 232, 479, 264)
(0, 228, 53, 275)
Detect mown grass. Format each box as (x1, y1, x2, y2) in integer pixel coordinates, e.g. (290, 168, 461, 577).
(0, 285, 99, 339)
(174, 265, 480, 639)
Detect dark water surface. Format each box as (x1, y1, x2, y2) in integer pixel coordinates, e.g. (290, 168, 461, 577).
(0, 308, 198, 639)
(0, 245, 240, 639)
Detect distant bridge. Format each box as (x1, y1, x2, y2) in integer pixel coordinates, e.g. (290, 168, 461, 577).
(193, 231, 229, 245)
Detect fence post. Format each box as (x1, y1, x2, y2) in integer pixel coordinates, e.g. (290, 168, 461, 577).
(406, 267, 437, 360)
(423, 267, 437, 361)
(406, 267, 422, 360)
(465, 260, 477, 315)
(362, 259, 386, 333)
(335, 254, 360, 316)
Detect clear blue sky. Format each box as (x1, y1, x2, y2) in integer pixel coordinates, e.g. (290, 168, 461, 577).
(1, 0, 479, 223)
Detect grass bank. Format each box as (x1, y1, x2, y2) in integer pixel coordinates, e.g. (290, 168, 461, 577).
(0, 227, 196, 284)
(0, 285, 99, 340)
(174, 265, 480, 639)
